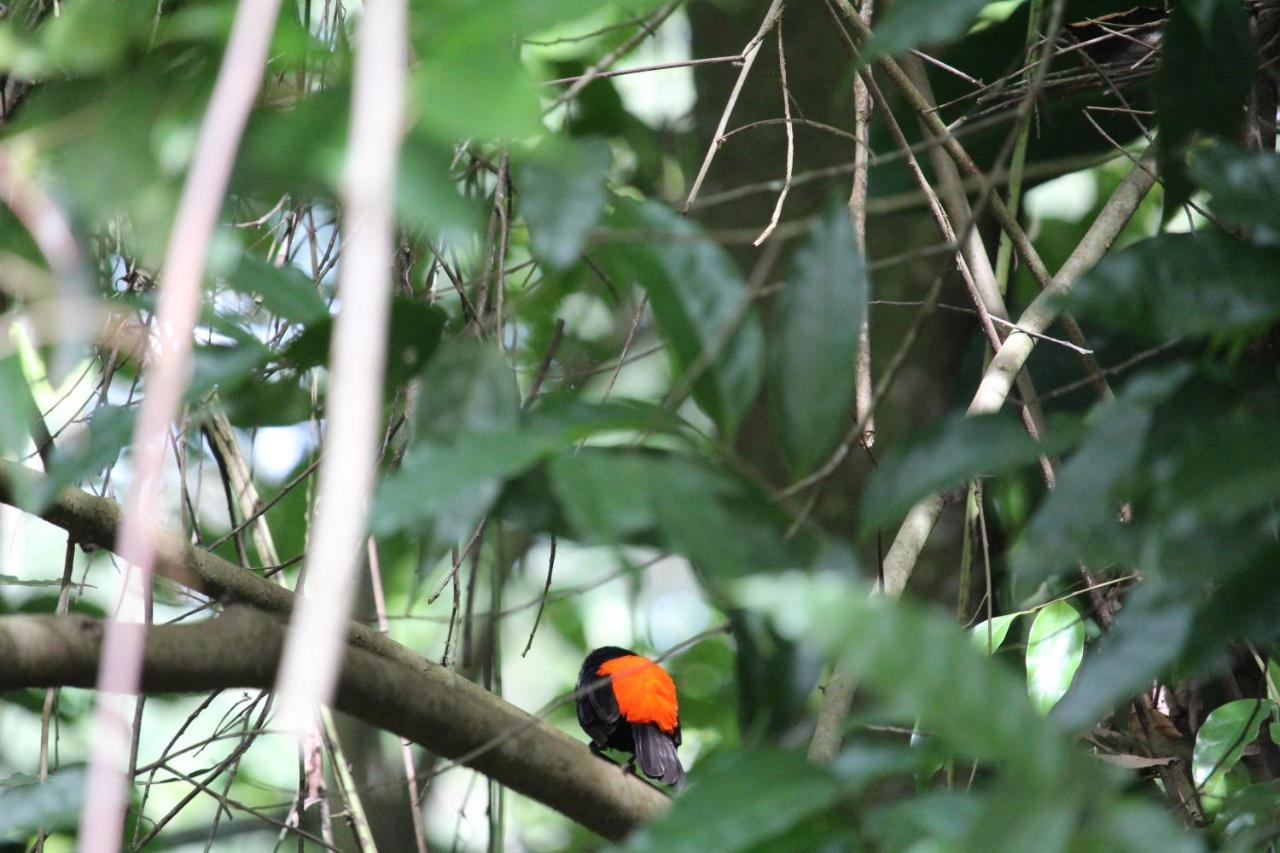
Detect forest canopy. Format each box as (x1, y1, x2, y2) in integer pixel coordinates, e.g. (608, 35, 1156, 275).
(1, 0, 1279, 850)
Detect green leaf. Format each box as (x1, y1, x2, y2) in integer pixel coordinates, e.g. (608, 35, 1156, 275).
(549, 449, 803, 577)
(1013, 367, 1190, 589)
(1025, 601, 1084, 714)
(518, 138, 611, 271)
(601, 198, 764, 438)
(1192, 699, 1272, 788)
(862, 413, 1068, 534)
(1155, 0, 1255, 215)
(0, 1, 156, 76)
(0, 574, 66, 587)
(220, 381, 316, 427)
(1052, 586, 1194, 731)
(731, 611, 823, 742)
(0, 355, 37, 457)
(372, 429, 559, 538)
(770, 203, 866, 474)
(220, 255, 328, 324)
(970, 613, 1018, 654)
(829, 594, 1072, 778)
(280, 298, 447, 389)
(1156, 0, 1254, 146)
(865, 790, 981, 850)
(414, 339, 522, 441)
(1068, 232, 1280, 340)
(0, 768, 85, 838)
(414, 43, 541, 142)
(1071, 798, 1206, 853)
(27, 405, 135, 510)
(398, 132, 479, 241)
(1191, 145, 1280, 240)
(624, 749, 845, 853)
(867, 0, 994, 58)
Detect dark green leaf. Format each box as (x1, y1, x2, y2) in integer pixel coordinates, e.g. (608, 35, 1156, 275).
(868, 0, 993, 58)
(624, 749, 845, 853)
(220, 255, 328, 324)
(828, 594, 1073, 778)
(602, 198, 764, 438)
(1157, 0, 1254, 146)
(1013, 367, 1190, 589)
(372, 429, 560, 538)
(730, 610, 823, 742)
(1073, 798, 1205, 853)
(27, 405, 135, 510)
(865, 791, 981, 850)
(280, 298, 447, 389)
(220, 381, 315, 427)
(862, 413, 1069, 534)
(771, 203, 866, 474)
(398, 133, 478, 241)
(1155, 0, 1254, 213)
(0, 768, 85, 838)
(1191, 145, 1280, 240)
(414, 339, 522, 441)
(549, 449, 802, 577)
(518, 138, 611, 270)
(414, 44, 541, 142)
(1068, 232, 1280, 340)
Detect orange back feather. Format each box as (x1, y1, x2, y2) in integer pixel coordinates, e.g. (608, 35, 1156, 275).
(596, 654, 679, 734)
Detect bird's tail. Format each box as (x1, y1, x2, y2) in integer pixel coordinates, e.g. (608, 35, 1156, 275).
(632, 723, 685, 787)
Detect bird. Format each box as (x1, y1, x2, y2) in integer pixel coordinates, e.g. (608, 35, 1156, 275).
(576, 645, 686, 786)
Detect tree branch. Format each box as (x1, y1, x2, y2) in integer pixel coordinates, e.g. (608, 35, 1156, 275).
(0, 465, 669, 840)
(0, 607, 669, 841)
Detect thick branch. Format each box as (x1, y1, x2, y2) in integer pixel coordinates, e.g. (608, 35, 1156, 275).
(0, 466, 668, 839)
(0, 607, 668, 840)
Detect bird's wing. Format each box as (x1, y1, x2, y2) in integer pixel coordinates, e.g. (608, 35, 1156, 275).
(576, 667, 620, 746)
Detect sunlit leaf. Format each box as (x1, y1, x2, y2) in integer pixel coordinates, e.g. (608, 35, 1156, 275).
(1025, 601, 1084, 714)
(969, 613, 1018, 654)
(1052, 586, 1195, 731)
(1193, 699, 1272, 788)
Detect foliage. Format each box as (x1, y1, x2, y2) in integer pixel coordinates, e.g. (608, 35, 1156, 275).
(0, 0, 1277, 850)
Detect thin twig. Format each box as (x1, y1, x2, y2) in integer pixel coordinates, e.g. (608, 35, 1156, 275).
(521, 537, 556, 657)
(683, 0, 785, 211)
(753, 17, 794, 246)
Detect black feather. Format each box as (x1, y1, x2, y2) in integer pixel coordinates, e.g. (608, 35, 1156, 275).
(633, 723, 686, 787)
(577, 646, 630, 750)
